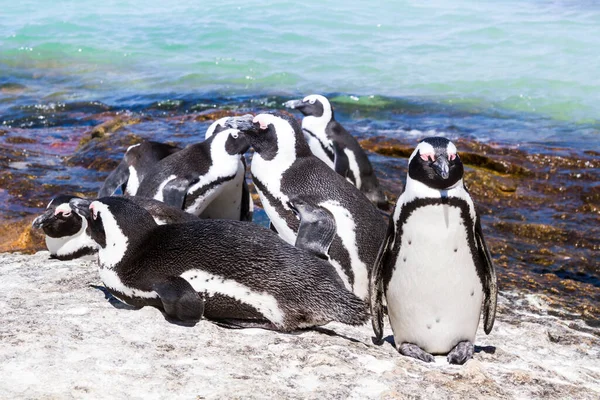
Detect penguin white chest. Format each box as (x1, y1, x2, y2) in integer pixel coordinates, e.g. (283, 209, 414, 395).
(306, 136, 334, 169)
(386, 204, 483, 354)
(200, 161, 245, 220)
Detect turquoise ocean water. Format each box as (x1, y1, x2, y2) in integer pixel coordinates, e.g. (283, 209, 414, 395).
(1, 0, 599, 147)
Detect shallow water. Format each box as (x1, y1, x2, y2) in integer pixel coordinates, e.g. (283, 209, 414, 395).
(2, 1, 600, 124)
(0, 1, 598, 323)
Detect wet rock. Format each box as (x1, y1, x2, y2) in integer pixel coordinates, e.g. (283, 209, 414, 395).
(77, 113, 145, 149)
(0, 217, 45, 254)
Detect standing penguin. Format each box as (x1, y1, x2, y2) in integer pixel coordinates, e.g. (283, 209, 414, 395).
(226, 113, 387, 301)
(202, 117, 253, 221)
(32, 194, 198, 260)
(69, 196, 368, 331)
(370, 137, 498, 365)
(134, 127, 250, 218)
(285, 94, 388, 209)
(98, 141, 181, 197)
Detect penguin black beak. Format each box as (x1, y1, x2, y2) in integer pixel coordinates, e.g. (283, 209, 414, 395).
(283, 99, 304, 110)
(432, 157, 450, 180)
(69, 198, 92, 219)
(32, 209, 54, 229)
(225, 114, 257, 133)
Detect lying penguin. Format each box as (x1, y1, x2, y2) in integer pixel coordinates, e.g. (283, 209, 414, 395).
(32, 194, 198, 260)
(134, 126, 251, 218)
(98, 141, 181, 197)
(69, 196, 368, 331)
(226, 113, 387, 301)
(285, 94, 388, 209)
(370, 137, 498, 365)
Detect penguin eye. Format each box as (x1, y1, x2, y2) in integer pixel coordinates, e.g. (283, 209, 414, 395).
(231, 132, 239, 139)
(61, 211, 71, 217)
(420, 153, 435, 162)
(308, 99, 316, 105)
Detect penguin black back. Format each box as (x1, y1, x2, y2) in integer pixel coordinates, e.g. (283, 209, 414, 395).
(77, 196, 369, 331)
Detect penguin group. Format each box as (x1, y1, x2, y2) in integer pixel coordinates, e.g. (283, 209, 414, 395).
(33, 94, 497, 365)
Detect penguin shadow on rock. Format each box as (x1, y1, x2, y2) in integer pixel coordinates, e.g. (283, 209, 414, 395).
(225, 113, 388, 305)
(370, 137, 498, 365)
(31, 193, 197, 261)
(98, 117, 253, 222)
(68, 196, 369, 335)
(284, 94, 388, 210)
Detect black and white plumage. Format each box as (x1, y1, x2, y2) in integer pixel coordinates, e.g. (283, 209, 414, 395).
(202, 117, 253, 221)
(69, 196, 368, 331)
(98, 141, 181, 197)
(134, 127, 250, 217)
(32, 194, 198, 260)
(285, 94, 388, 209)
(370, 137, 498, 365)
(227, 113, 387, 301)
(32, 194, 97, 261)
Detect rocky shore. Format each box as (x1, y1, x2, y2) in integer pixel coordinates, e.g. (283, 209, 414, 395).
(1, 251, 598, 399)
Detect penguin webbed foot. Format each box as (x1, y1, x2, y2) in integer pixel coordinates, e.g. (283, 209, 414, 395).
(446, 340, 474, 365)
(399, 343, 435, 363)
(153, 277, 205, 323)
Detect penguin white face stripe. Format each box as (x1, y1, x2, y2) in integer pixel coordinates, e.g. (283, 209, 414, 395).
(154, 174, 177, 202)
(447, 141, 457, 156)
(54, 203, 71, 216)
(126, 165, 140, 195)
(91, 201, 129, 269)
(126, 143, 141, 153)
(409, 141, 435, 164)
(319, 200, 369, 300)
(181, 269, 285, 326)
(204, 117, 228, 139)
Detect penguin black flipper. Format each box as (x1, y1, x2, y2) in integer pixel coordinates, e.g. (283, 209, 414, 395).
(98, 160, 130, 197)
(332, 141, 351, 181)
(370, 212, 398, 345)
(162, 177, 191, 209)
(152, 277, 205, 322)
(291, 199, 337, 260)
(475, 215, 498, 334)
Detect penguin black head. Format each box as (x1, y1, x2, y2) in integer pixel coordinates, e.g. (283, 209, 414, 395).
(71, 196, 157, 250)
(226, 112, 311, 160)
(284, 94, 331, 119)
(408, 137, 464, 190)
(32, 194, 85, 238)
(223, 128, 251, 156)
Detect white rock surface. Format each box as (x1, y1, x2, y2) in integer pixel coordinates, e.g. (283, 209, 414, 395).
(1, 252, 598, 399)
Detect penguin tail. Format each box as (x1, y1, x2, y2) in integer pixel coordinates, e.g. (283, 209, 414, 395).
(370, 280, 385, 345)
